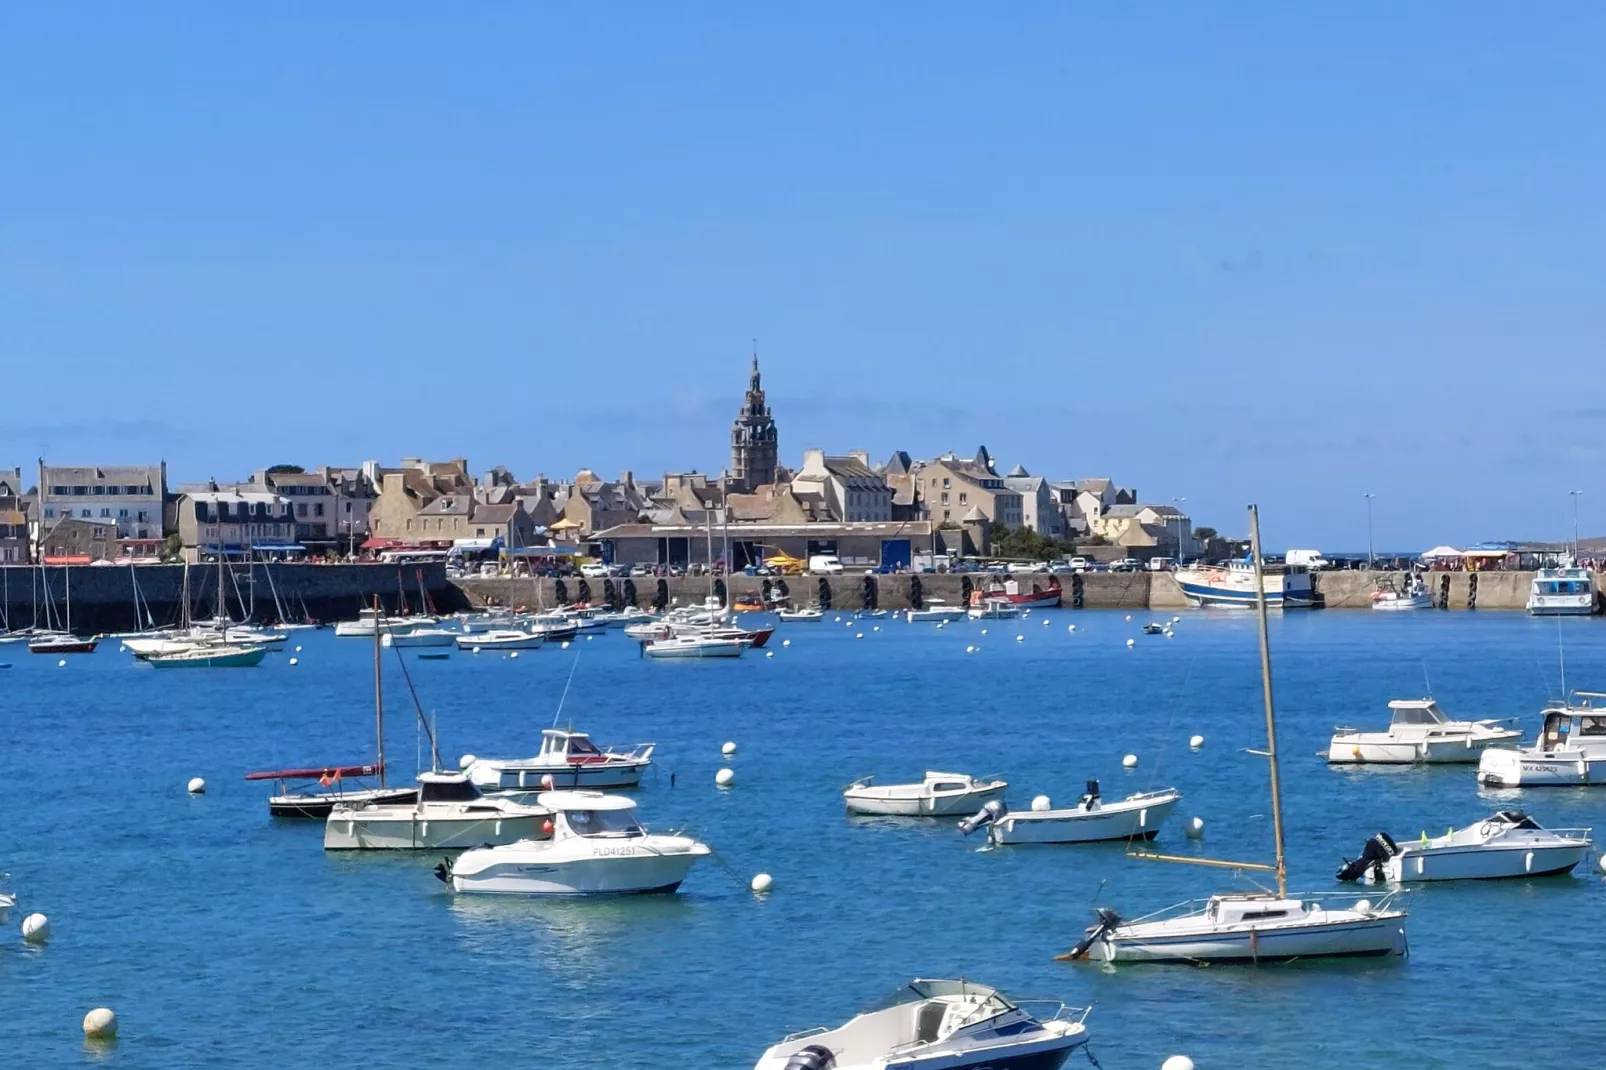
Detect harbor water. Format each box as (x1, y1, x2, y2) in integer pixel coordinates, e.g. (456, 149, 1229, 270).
(2, 609, 1604, 1068)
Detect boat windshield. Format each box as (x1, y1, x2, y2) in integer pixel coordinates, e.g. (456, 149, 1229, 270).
(1390, 704, 1447, 726)
(564, 808, 644, 837)
(568, 736, 602, 757)
(419, 778, 482, 803)
(865, 980, 1012, 1014)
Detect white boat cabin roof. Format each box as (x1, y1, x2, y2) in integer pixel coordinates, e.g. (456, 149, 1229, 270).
(537, 790, 635, 811)
(1386, 699, 1451, 725)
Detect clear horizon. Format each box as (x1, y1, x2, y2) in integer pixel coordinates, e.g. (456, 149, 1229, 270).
(4, 6, 1603, 549)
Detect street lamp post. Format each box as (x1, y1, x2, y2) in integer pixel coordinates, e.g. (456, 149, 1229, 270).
(1570, 490, 1584, 558)
(1364, 493, 1375, 569)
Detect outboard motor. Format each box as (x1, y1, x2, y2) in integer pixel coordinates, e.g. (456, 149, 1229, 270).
(432, 857, 454, 885)
(1336, 831, 1399, 882)
(958, 799, 1007, 835)
(1079, 779, 1101, 808)
(783, 1045, 836, 1070)
(1060, 907, 1124, 961)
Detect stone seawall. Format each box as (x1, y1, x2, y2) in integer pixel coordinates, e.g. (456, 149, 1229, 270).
(0, 563, 463, 634)
(452, 570, 1587, 614)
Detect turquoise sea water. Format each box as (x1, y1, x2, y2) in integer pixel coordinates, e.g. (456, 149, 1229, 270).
(2, 609, 1605, 1068)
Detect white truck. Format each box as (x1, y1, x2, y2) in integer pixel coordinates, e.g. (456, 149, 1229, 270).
(808, 554, 845, 574)
(1285, 549, 1332, 570)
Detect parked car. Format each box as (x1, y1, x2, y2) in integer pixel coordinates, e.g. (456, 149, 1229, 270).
(1046, 561, 1074, 575)
(1067, 557, 1092, 572)
(629, 563, 651, 576)
(1108, 558, 1142, 573)
(1147, 557, 1176, 572)
(579, 563, 611, 578)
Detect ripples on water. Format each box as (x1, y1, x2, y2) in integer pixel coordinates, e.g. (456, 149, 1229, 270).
(1, 610, 1603, 1068)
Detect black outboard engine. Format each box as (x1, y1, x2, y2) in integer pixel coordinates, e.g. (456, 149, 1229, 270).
(1062, 907, 1124, 961)
(432, 857, 454, 885)
(783, 1045, 836, 1070)
(958, 799, 1007, 835)
(1336, 831, 1399, 882)
(1079, 779, 1101, 808)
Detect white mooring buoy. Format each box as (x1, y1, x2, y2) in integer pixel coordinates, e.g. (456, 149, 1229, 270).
(765, 650, 775, 658)
(1125, 638, 1135, 648)
(722, 741, 737, 756)
(782, 639, 791, 647)
(187, 777, 206, 795)
(1031, 795, 1052, 812)
(715, 768, 735, 788)
(1189, 735, 1204, 750)
(1162, 1057, 1195, 1070)
(750, 873, 774, 894)
(1122, 754, 1138, 769)
(82, 1008, 117, 1041)
(509, 651, 519, 659)
(21, 912, 50, 944)
(965, 645, 976, 654)
(459, 754, 477, 770)
(288, 657, 299, 665)
(1015, 634, 1024, 643)
(1186, 817, 1205, 839)
(57, 659, 66, 667)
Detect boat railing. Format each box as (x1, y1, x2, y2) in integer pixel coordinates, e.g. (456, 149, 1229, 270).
(1011, 999, 1092, 1026)
(1108, 888, 1407, 926)
(778, 1026, 831, 1043)
(1122, 788, 1182, 804)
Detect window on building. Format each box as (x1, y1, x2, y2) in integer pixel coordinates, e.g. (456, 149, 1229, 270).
(93, 485, 105, 495)
(940, 492, 949, 505)
(959, 493, 967, 505)
(943, 509, 951, 520)
(296, 503, 307, 517)
(138, 510, 148, 522)
(118, 508, 128, 518)
(43, 507, 54, 518)
(344, 501, 352, 514)
(313, 503, 324, 517)
(942, 478, 950, 489)
(100, 508, 111, 517)
(80, 508, 91, 518)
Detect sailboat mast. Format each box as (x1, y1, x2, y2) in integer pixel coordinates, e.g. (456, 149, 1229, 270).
(1247, 504, 1288, 898)
(373, 594, 386, 788)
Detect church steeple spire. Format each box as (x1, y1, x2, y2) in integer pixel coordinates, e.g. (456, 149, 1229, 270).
(731, 342, 779, 492)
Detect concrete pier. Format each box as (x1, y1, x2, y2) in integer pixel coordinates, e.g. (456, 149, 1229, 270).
(0, 563, 462, 635)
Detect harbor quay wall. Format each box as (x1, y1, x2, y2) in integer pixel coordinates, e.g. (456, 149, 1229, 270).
(0, 563, 464, 635)
(453, 570, 1571, 613)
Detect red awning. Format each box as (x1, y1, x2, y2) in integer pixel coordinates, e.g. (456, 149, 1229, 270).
(244, 763, 383, 781)
(43, 555, 92, 565)
(360, 537, 396, 550)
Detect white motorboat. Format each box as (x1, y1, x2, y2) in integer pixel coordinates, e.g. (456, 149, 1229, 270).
(623, 620, 671, 640)
(966, 595, 1020, 620)
(843, 772, 1007, 817)
(642, 634, 746, 659)
(1527, 565, 1597, 616)
(777, 606, 825, 622)
(383, 628, 458, 648)
(1478, 691, 1606, 786)
(335, 608, 418, 638)
(458, 610, 522, 634)
(752, 979, 1089, 1070)
(523, 615, 581, 642)
(439, 791, 709, 896)
(1063, 505, 1407, 965)
(905, 600, 966, 623)
(666, 596, 729, 627)
(456, 629, 544, 652)
(1328, 699, 1521, 764)
(1371, 574, 1431, 611)
(959, 782, 1181, 845)
(324, 771, 549, 850)
(857, 609, 889, 619)
(1175, 556, 1315, 609)
(1337, 811, 1592, 883)
(466, 729, 655, 791)
(0, 874, 14, 922)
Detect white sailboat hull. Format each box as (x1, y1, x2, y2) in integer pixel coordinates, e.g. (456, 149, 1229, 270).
(323, 811, 546, 850)
(468, 759, 649, 791)
(990, 793, 1179, 845)
(1090, 910, 1407, 963)
(845, 782, 1006, 817)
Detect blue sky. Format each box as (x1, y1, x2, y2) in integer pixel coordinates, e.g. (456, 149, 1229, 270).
(3, 6, 1603, 550)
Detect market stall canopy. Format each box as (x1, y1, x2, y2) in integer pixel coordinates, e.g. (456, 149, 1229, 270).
(1420, 545, 1465, 560)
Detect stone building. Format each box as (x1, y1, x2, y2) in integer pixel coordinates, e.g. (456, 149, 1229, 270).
(38, 516, 117, 563)
(0, 467, 28, 564)
(729, 353, 779, 492)
(175, 483, 298, 562)
(37, 461, 165, 542)
(1002, 464, 1063, 536)
(369, 458, 475, 542)
(792, 449, 893, 522)
(915, 448, 1023, 529)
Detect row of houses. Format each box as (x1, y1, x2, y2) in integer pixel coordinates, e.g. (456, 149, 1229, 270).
(0, 448, 1195, 569)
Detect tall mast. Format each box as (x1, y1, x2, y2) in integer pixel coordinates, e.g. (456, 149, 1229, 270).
(1247, 504, 1288, 898)
(216, 533, 226, 631)
(373, 594, 386, 788)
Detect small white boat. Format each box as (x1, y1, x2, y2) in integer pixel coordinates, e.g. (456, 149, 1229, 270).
(1479, 691, 1606, 786)
(458, 610, 522, 634)
(623, 620, 671, 640)
(145, 643, 267, 668)
(905, 600, 966, 623)
(455, 629, 544, 652)
(383, 628, 458, 648)
(1337, 811, 1592, 883)
(752, 979, 1090, 1070)
(1066, 892, 1408, 964)
(1527, 565, 1597, 616)
(439, 790, 709, 896)
(777, 606, 825, 622)
(959, 782, 1181, 845)
(335, 608, 418, 638)
(843, 771, 1007, 817)
(324, 771, 549, 850)
(966, 595, 1020, 620)
(856, 609, 889, 619)
(1328, 699, 1521, 764)
(1371, 574, 1431, 611)
(642, 634, 746, 659)
(466, 729, 655, 791)
(0, 875, 14, 923)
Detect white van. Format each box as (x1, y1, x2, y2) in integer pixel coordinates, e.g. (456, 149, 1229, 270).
(1146, 557, 1176, 572)
(1285, 549, 1331, 570)
(808, 554, 845, 575)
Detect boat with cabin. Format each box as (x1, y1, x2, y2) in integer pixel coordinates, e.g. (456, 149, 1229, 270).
(844, 772, 1007, 817)
(1327, 698, 1520, 764)
(1478, 691, 1606, 786)
(1061, 505, 1406, 965)
(1527, 565, 1597, 616)
(777, 606, 825, 622)
(466, 729, 655, 791)
(1337, 811, 1591, 883)
(980, 577, 1062, 609)
(324, 770, 549, 850)
(437, 790, 709, 896)
(905, 599, 967, 623)
(641, 634, 746, 659)
(383, 628, 458, 648)
(146, 644, 266, 668)
(1371, 573, 1431, 611)
(960, 782, 1181, 845)
(751, 979, 1090, 1070)
(247, 764, 418, 818)
(967, 592, 1019, 620)
(334, 606, 418, 637)
(1175, 556, 1315, 609)
(455, 629, 544, 651)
